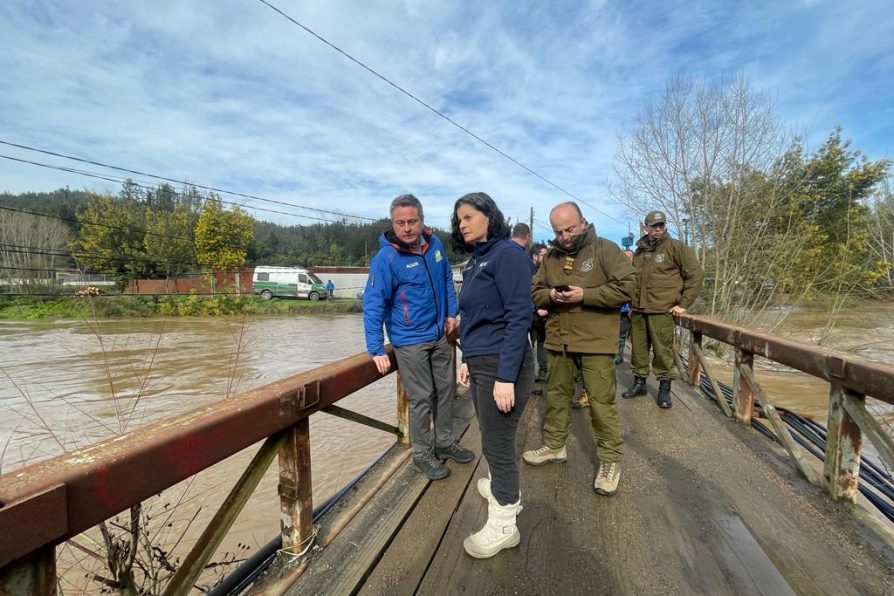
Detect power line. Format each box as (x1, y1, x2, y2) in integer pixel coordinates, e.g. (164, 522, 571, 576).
(0, 154, 339, 224)
(0, 196, 385, 272)
(0, 140, 375, 222)
(257, 0, 625, 226)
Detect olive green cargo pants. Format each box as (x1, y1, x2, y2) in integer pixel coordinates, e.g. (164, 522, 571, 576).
(630, 312, 677, 381)
(542, 351, 622, 463)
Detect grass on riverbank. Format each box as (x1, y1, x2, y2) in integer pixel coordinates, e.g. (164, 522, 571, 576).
(0, 294, 362, 319)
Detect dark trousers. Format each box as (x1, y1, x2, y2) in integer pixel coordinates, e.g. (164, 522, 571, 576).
(466, 351, 534, 505)
(529, 319, 548, 378)
(618, 313, 632, 354)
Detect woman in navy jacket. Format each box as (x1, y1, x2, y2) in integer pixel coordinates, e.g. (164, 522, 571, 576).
(450, 192, 534, 559)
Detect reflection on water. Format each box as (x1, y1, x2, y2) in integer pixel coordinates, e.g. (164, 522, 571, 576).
(0, 314, 399, 568)
(2, 302, 892, 586)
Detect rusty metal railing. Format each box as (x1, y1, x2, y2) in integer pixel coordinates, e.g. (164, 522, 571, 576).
(0, 347, 408, 595)
(677, 314, 894, 504)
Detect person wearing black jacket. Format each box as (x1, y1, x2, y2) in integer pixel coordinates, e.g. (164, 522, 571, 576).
(450, 192, 534, 559)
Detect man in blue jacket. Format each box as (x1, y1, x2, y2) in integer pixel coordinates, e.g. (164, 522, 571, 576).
(363, 194, 473, 480)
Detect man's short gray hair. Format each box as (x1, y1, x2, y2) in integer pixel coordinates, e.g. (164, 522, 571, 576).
(390, 194, 424, 219)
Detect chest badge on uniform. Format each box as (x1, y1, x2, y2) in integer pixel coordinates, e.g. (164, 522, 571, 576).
(581, 258, 593, 272)
(655, 254, 665, 263)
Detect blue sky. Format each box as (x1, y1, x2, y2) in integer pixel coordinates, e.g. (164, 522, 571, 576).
(1, 0, 891, 245)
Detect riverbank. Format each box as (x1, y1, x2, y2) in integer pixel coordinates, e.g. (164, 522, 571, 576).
(0, 294, 362, 319)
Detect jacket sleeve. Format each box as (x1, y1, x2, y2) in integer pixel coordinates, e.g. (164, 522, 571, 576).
(495, 247, 534, 383)
(363, 253, 393, 356)
(532, 260, 552, 308)
(582, 241, 635, 308)
(443, 252, 459, 318)
(677, 243, 705, 309)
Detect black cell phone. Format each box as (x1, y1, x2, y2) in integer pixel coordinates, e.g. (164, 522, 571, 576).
(554, 284, 571, 292)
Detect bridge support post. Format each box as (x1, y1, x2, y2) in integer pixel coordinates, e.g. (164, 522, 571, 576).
(733, 349, 755, 423)
(824, 384, 863, 502)
(687, 332, 702, 386)
(0, 547, 56, 595)
(279, 419, 314, 553)
(396, 373, 410, 446)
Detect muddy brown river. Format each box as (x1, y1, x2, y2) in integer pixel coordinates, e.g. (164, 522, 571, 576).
(1, 303, 892, 590)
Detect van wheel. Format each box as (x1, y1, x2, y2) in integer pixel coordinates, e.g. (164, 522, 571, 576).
(260, 290, 273, 300)
(309, 292, 321, 301)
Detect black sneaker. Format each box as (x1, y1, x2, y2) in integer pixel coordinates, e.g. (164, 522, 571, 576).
(412, 454, 451, 480)
(435, 443, 475, 464)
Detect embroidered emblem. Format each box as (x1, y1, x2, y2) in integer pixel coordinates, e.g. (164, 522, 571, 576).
(655, 254, 665, 264)
(581, 258, 593, 272)
(406, 262, 419, 269)
(434, 250, 443, 262)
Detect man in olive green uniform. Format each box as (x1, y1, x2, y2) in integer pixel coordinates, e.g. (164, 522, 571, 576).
(622, 210, 705, 408)
(522, 202, 635, 496)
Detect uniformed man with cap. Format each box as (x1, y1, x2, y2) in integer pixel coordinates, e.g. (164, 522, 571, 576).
(622, 210, 704, 408)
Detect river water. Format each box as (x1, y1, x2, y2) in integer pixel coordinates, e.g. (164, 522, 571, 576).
(1, 304, 892, 588)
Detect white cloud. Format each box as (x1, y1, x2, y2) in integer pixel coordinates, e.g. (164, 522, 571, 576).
(0, 0, 891, 245)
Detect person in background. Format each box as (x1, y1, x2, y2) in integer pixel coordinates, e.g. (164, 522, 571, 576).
(614, 249, 635, 364)
(363, 194, 473, 480)
(622, 211, 705, 409)
(510, 222, 531, 248)
(529, 243, 549, 392)
(451, 192, 534, 559)
(523, 202, 635, 497)
(325, 279, 335, 301)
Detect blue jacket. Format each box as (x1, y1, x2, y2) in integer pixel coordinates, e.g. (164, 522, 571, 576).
(363, 230, 459, 355)
(459, 238, 532, 383)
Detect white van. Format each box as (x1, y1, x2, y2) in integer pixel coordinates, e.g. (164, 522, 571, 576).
(252, 266, 328, 300)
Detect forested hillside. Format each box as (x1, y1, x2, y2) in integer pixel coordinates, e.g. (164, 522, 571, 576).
(0, 184, 463, 289)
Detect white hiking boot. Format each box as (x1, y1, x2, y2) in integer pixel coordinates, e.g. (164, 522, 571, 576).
(477, 474, 521, 504)
(477, 476, 493, 501)
(463, 499, 522, 559)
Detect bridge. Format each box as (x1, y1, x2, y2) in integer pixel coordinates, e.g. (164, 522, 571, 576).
(1, 315, 893, 594)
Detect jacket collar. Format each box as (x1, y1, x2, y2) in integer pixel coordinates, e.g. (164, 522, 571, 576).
(471, 237, 506, 258)
(549, 224, 596, 256)
(636, 230, 672, 251)
(385, 228, 431, 254)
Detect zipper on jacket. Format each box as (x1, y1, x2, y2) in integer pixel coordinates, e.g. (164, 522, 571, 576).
(400, 290, 411, 324)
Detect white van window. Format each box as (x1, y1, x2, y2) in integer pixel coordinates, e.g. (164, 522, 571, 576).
(257, 273, 270, 281)
(298, 274, 310, 284)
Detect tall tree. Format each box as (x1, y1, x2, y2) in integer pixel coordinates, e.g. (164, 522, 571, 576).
(194, 197, 255, 272)
(73, 192, 147, 285)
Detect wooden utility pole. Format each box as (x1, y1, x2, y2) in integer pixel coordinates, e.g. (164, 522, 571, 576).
(529, 207, 534, 247)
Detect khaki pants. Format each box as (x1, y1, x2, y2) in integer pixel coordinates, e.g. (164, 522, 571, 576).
(630, 312, 677, 381)
(542, 351, 622, 463)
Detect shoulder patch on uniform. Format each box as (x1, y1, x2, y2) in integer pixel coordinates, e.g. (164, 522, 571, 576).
(581, 258, 593, 272)
(434, 249, 443, 262)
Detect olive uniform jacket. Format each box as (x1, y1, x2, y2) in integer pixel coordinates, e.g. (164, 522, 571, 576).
(631, 233, 705, 313)
(532, 225, 635, 354)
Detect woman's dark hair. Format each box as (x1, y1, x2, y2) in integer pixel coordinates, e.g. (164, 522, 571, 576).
(449, 192, 511, 253)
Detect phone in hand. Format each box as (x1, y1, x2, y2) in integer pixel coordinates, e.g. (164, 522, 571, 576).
(553, 284, 571, 292)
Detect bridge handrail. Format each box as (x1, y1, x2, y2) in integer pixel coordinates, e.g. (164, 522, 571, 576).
(678, 314, 894, 405)
(0, 348, 396, 570)
(677, 313, 894, 509)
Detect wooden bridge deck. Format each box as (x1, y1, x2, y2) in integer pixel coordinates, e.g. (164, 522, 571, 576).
(257, 367, 894, 596)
